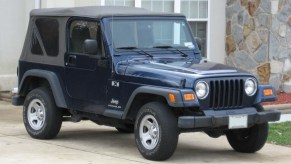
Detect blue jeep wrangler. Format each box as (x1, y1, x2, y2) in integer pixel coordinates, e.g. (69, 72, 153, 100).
(12, 6, 280, 161)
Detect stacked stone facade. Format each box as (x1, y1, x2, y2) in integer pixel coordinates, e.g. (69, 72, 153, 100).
(225, 0, 291, 92)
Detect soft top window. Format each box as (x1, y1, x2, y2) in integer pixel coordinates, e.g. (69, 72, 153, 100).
(31, 31, 43, 55)
(35, 18, 59, 56)
(68, 20, 101, 55)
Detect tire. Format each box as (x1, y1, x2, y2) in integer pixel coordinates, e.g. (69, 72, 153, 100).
(134, 102, 178, 161)
(226, 122, 268, 153)
(116, 124, 134, 133)
(23, 87, 62, 139)
(253, 104, 264, 111)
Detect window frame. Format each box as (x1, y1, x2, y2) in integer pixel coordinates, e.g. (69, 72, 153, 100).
(140, 0, 175, 13)
(104, 0, 135, 6)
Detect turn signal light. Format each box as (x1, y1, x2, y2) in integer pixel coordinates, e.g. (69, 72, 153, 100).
(184, 94, 195, 101)
(263, 89, 273, 96)
(168, 93, 176, 103)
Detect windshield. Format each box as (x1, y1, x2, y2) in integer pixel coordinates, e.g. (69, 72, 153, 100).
(109, 19, 195, 50)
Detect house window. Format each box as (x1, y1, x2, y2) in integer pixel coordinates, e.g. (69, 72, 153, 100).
(181, 0, 208, 57)
(189, 22, 207, 56)
(181, 0, 208, 19)
(105, 0, 135, 6)
(141, 0, 174, 12)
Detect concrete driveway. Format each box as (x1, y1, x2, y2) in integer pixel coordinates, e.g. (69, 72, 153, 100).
(0, 101, 290, 164)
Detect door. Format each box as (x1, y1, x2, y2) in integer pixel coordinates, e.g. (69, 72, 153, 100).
(65, 19, 109, 113)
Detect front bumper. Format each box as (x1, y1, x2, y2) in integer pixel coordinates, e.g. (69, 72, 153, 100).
(178, 107, 281, 129)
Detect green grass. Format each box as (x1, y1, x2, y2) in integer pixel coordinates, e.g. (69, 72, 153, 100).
(267, 121, 291, 147)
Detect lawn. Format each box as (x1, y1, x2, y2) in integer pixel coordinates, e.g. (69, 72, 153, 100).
(268, 122, 291, 147)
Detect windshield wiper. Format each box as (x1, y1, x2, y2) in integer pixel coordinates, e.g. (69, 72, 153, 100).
(116, 46, 153, 58)
(153, 45, 188, 57)
(116, 46, 137, 50)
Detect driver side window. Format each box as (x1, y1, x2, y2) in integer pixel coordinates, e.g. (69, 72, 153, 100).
(69, 20, 101, 55)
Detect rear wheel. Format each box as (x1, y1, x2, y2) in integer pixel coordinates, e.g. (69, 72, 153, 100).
(23, 87, 62, 139)
(226, 122, 268, 153)
(135, 102, 178, 161)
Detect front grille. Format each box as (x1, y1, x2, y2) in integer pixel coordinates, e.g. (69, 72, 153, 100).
(209, 79, 244, 109)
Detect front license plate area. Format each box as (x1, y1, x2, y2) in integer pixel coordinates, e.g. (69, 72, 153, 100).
(228, 115, 248, 129)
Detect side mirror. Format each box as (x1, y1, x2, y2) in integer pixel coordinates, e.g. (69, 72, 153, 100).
(194, 37, 202, 51)
(83, 39, 98, 55)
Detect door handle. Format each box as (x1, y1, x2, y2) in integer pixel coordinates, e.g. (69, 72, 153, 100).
(67, 55, 76, 66)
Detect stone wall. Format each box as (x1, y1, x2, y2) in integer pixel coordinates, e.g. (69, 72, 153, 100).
(225, 0, 291, 92)
(270, 0, 291, 91)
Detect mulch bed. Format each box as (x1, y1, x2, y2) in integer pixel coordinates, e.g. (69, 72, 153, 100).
(262, 92, 291, 105)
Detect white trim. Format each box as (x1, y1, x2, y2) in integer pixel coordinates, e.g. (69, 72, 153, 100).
(100, 0, 105, 6)
(206, 0, 211, 60)
(187, 18, 208, 22)
(135, 0, 141, 7)
(174, 0, 181, 13)
(35, 0, 41, 9)
(198, 0, 200, 18)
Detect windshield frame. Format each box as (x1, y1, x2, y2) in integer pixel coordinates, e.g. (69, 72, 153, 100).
(103, 16, 197, 52)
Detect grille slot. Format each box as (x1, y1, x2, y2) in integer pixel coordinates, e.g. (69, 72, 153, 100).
(209, 79, 244, 109)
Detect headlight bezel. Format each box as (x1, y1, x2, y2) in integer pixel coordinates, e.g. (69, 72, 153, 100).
(195, 81, 209, 99)
(244, 78, 257, 96)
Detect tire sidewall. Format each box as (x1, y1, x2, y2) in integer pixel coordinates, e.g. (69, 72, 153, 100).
(135, 107, 163, 157)
(226, 122, 268, 153)
(23, 88, 60, 138)
(24, 91, 48, 136)
(134, 102, 178, 161)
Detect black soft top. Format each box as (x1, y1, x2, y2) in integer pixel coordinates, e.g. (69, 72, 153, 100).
(30, 6, 184, 18)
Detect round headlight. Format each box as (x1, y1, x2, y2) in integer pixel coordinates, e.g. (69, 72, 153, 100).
(245, 78, 257, 96)
(195, 81, 209, 99)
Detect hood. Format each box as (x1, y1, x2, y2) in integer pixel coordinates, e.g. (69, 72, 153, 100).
(117, 57, 250, 88)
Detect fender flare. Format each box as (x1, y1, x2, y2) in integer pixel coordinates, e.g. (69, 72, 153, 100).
(19, 69, 67, 108)
(122, 86, 189, 119)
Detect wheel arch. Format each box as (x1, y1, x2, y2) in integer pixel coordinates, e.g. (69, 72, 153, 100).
(19, 69, 67, 108)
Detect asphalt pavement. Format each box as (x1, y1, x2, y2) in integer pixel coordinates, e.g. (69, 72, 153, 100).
(0, 101, 291, 164)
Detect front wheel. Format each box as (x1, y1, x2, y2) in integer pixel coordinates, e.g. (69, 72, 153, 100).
(226, 123, 268, 153)
(23, 87, 62, 139)
(135, 102, 178, 161)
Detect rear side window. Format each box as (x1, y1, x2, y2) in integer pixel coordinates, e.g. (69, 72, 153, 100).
(31, 31, 43, 55)
(35, 18, 59, 56)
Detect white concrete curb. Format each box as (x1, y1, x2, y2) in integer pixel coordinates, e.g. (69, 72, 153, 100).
(263, 104, 291, 110)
